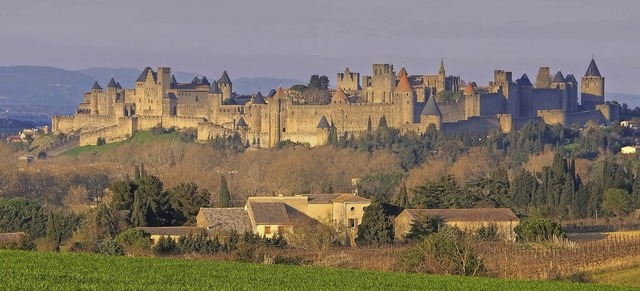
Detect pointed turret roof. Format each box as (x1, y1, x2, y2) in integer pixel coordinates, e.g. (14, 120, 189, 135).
(252, 91, 267, 105)
(516, 73, 533, 86)
(171, 74, 177, 85)
(395, 67, 413, 93)
(332, 88, 348, 102)
(136, 67, 155, 82)
(116, 82, 122, 89)
(200, 76, 211, 86)
(236, 117, 248, 128)
(267, 89, 277, 97)
(209, 80, 221, 94)
(317, 116, 330, 129)
(91, 81, 103, 90)
(107, 77, 117, 88)
(218, 70, 231, 84)
(569, 74, 578, 84)
(585, 58, 601, 77)
(552, 71, 565, 83)
(273, 87, 287, 98)
(421, 96, 442, 116)
(464, 82, 476, 95)
(191, 76, 199, 84)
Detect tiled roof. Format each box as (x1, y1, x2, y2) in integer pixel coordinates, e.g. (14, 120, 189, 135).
(332, 88, 348, 102)
(136, 227, 205, 237)
(585, 58, 601, 77)
(273, 87, 287, 98)
(464, 82, 477, 94)
(198, 208, 252, 233)
(249, 202, 292, 225)
(395, 67, 413, 93)
(421, 96, 442, 116)
(405, 208, 519, 222)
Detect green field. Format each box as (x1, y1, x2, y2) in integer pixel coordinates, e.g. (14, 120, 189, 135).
(0, 250, 626, 290)
(61, 131, 181, 156)
(593, 266, 640, 288)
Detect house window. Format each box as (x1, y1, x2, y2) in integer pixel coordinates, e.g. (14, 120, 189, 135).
(264, 226, 271, 235)
(278, 226, 284, 234)
(348, 218, 357, 228)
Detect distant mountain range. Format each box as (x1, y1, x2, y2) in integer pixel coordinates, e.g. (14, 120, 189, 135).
(0, 66, 304, 117)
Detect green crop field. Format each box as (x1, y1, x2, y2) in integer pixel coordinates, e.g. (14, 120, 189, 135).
(0, 250, 626, 290)
(593, 266, 640, 288)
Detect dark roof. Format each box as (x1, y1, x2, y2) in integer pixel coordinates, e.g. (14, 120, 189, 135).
(200, 76, 211, 86)
(107, 77, 117, 88)
(267, 89, 277, 97)
(421, 96, 442, 116)
(404, 208, 519, 222)
(516, 73, 533, 86)
(218, 70, 231, 84)
(165, 92, 177, 100)
(136, 227, 205, 237)
(171, 75, 177, 85)
(317, 116, 330, 128)
(249, 202, 292, 225)
(552, 71, 565, 83)
(236, 117, 248, 127)
(198, 208, 252, 233)
(116, 82, 122, 89)
(585, 58, 601, 77)
(209, 80, 221, 94)
(91, 81, 103, 90)
(136, 67, 156, 82)
(252, 91, 267, 104)
(191, 76, 199, 83)
(569, 74, 578, 83)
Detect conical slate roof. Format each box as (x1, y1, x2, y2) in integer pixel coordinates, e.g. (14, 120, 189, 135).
(218, 70, 231, 84)
(252, 91, 267, 105)
(317, 116, 330, 129)
(395, 67, 413, 93)
(267, 89, 277, 97)
(91, 81, 103, 90)
(200, 76, 211, 86)
(136, 67, 155, 82)
(236, 117, 248, 128)
(332, 88, 347, 102)
(209, 80, 221, 94)
(585, 58, 601, 77)
(516, 73, 533, 86)
(552, 71, 565, 83)
(191, 76, 199, 83)
(421, 96, 442, 116)
(107, 77, 117, 88)
(171, 75, 177, 85)
(569, 74, 578, 84)
(116, 82, 122, 89)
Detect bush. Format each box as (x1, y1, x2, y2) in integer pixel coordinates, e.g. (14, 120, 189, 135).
(153, 236, 178, 255)
(178, 231, 221, 254)
(514, 219, 566, 243)
(98, 240, 124, 256)
(115, 229, 151, 256)
(69, 241, 99, 253)
(475, 223, 498, 241)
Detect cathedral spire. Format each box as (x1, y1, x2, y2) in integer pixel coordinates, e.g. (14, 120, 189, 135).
(438, 58, 445, 76)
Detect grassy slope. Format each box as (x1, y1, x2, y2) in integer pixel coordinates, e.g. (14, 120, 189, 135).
(593, 266, 640, 288)
(61, 131, 180, 156)
(0, 250, 624, 290)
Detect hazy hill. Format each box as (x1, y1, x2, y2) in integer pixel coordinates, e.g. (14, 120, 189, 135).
(232, 77, 304, 95)
(75, 68, 200, 89)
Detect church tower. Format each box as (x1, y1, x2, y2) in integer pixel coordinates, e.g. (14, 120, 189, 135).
(580, 58, 604, 109)
(218, 70, 233, 100)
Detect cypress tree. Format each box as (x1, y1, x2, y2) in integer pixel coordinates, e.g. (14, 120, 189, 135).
(397, 182, 409, 208)
(219, 175, 231, 208)
(356, 202, 394, 246)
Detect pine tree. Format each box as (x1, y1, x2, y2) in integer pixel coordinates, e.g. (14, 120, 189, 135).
(356, 202, 394, 246)
(219, 175, 231, 208)
(396, 182, 409, 208)
(367, 116, 372, 133)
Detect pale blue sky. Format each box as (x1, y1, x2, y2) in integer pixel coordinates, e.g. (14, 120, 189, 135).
(0, 0, 638, 93)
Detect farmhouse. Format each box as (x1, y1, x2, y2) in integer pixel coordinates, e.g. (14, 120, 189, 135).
(394, 208, 520, 241)
(196, 207, 252, 234)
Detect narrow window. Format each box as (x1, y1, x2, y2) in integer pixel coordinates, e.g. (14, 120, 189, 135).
(264, 226, 271, 235)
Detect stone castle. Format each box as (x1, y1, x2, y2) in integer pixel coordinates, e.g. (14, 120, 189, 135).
(51, 58, 618, 147)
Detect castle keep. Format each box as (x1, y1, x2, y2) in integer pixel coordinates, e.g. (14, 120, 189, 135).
(52, 59, 618, 147)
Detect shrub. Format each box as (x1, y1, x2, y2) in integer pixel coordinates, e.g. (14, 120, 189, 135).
(115, 229, 151, 256)
(98, 240, 124, 256)
(514, 219, 566, 243)
(153, 236, 178, 255)
(475, 223, 499, 241)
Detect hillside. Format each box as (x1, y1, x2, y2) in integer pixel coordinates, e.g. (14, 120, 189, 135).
(232, 77, 304, 95)
(0, 250, 618, 290)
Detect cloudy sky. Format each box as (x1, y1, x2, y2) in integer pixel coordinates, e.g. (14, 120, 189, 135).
(0, 0, 638, 93)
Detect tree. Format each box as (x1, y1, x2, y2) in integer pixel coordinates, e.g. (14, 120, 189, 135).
(405, 215, 444, 240)
(219, 175, 231, 208)
(169, 183, 210, 225)
(356, 202, 394, 246)
(396, 182, 410, 208)
(0, 198, 47, 239)
(514, 219, 566, 243)
(602, 188, 632, 217)
(308, 74, 329, 90)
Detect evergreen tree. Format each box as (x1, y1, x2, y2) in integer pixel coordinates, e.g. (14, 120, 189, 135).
(356, 202, 394, 246)
(219, 175, 231, 208)
(367, 116, 372, 133)
(396, 182, 409, 208)
(134, 165, 141, 181)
